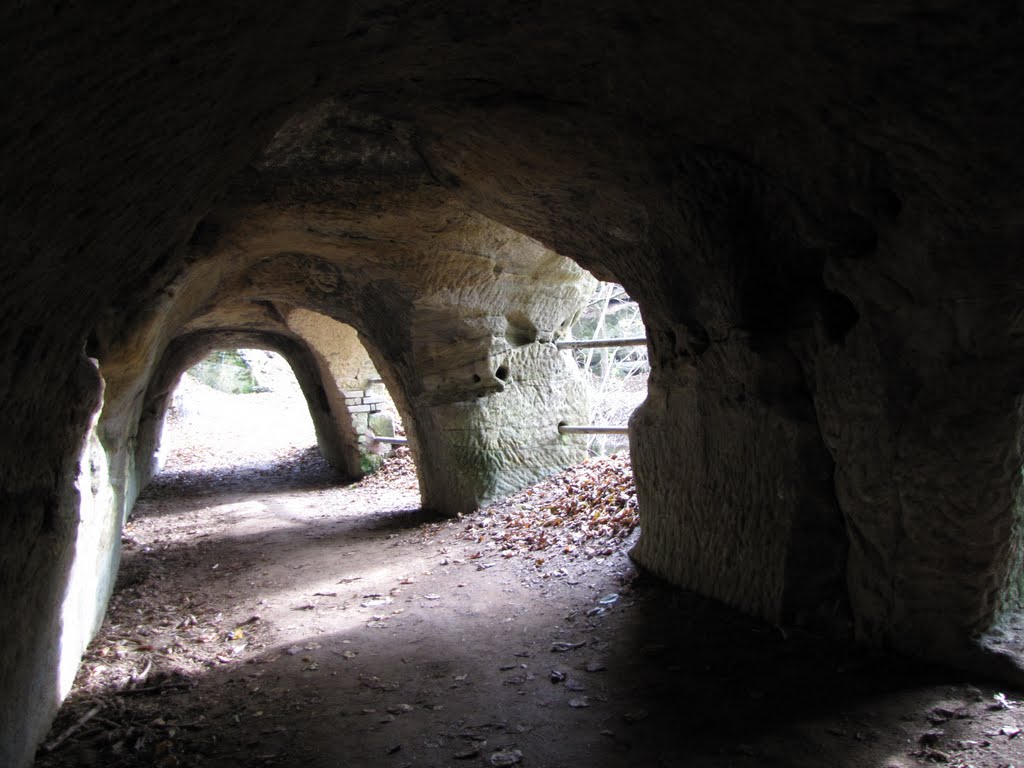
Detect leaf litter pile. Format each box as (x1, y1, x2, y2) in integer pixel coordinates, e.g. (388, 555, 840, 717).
(458, 453, 639, 567)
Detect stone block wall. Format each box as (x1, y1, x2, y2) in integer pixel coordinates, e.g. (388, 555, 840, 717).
(343, 383, 397, 468)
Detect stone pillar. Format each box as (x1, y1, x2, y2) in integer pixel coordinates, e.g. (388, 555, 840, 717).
(0, 347, 105, 768)
(630, 325, 848, 629)
(408, 339, 590, 513)
(623, 166, 856, 631)
(284, 309, 394, 476)
(348, 252, 594, 515)
(812, 252, 1024, 671)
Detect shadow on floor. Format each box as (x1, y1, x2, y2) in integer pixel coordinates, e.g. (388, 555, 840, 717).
(142, 447, 352, 508)
(37, 453, 1024, 768)
(39, 578, 981, 768)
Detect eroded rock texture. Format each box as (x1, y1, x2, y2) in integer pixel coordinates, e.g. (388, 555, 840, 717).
(3, 3, 1024, 765)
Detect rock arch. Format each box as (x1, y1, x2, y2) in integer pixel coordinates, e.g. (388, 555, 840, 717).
(4, 5, 1024, 766)
(137, 329, 366, 487)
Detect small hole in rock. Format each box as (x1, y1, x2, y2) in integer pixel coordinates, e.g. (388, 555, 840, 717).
(472, 374, 481, 383)
(495, 365, 509, 381)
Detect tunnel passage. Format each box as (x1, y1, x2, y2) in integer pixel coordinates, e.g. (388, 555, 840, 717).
(137, 330, 368, 489)
(8, 101, 597, 768)
(6, 5, 1024, 766)
(154, 347, 383, 494)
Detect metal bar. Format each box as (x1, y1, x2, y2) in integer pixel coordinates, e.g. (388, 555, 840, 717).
(555, 336, 647, 350)
(558, 424, 629, 435)
(372, 436, 408, 445)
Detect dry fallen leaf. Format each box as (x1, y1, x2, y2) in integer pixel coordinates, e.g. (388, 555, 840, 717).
(456, 455, 638, 566)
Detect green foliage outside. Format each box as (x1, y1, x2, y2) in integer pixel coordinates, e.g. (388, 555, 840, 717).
(360, 453, 384, 474)
(187, 350, 263, 394)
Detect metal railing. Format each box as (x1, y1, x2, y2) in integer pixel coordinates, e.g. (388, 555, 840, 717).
(370, 424, 632, 444)
(366, 336, 644, 446)
(557, 424, 629, 435)
(555, 336, 641, 435)
(555, 336, 646, 350)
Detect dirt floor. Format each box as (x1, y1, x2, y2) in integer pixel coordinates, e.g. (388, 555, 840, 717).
(32, 377, 1024, 768)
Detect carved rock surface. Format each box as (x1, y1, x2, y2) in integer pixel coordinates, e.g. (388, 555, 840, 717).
(3, 4, 1024, 766)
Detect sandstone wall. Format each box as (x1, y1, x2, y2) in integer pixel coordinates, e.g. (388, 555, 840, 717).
(4, 4, 1024, 766)
(284, 310, 396, 471)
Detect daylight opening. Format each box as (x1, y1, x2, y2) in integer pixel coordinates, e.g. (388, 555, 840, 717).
(159, 349, 318, 475)
(564, 281, 649, 456)
(157, 345, 407, 487)
(465, 279, 648, 565)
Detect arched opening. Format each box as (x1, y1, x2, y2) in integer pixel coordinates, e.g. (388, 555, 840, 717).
(469, 278, 650, 569)
(137, 331, 354, 488)
(154, 344, 409, 491)
(564, 280, 649, 458)
(158, 348, 327, 483)
(9, 10, 1024, 766)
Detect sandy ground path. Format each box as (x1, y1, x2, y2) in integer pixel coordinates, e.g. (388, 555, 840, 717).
(32, 376, 1024, 768)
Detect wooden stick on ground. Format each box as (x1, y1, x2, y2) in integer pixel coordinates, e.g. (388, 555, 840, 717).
(116, 681, 192, 696)
(43, 703, 103, 752)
